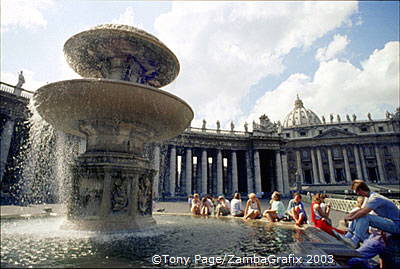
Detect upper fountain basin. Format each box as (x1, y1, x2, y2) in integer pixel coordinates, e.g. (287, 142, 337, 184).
(34, 79, 193, 143)
(64, 24, 180, 88)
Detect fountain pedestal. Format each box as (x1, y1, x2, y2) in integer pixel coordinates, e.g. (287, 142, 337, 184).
(34, 25, 193, 231)
(61, 152, 155, 231)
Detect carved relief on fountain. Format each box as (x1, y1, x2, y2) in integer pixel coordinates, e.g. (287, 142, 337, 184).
(111, 178, 129, 213)
(137, 173, 154, 216)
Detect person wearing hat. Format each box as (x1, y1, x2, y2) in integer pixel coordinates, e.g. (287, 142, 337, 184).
(215, 195, 231, 216)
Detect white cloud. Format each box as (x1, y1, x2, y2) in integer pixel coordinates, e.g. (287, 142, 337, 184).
(154, 2, 358, 130)
(248, 41, 400, 124)
(316, 34, 350, 62)
(111, 7, 143, 28)
(1, 0, 53, 32)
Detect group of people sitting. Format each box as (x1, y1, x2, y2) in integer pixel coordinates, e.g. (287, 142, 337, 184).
(188, 191, 308, 226)
(188, 179, 399, 268)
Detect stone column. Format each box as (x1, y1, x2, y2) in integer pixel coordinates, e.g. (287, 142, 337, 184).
(152, 145, 161, 198)
(231, 151, 238, 194)
(316, 148, 326, 183)
(217, 149, 223, 195)
(375, 145, 386, 182)
(310, 148, 319, 184)
(327, 147, 336, 183)
(353, 145, 363, 179)
(253, 150, 262, 194)
(295, 150, 304, 183)
(275, 151, 284, 193)
(201, 149, 208, 194)
(281, 152, 290, 195)
(391, 145, 400, 181)
(0, 118, 15, 183)
(359, 146, 369, 181)
(342, 147, 352, 182)
(169, 146, 176, 196)
(185, 148, 192, 195)
(246, 151, 254, 193)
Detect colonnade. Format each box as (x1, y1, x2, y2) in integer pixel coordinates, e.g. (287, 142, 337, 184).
(152, 145, 290, 198)
(0, 117, 15, 183)
(294, 144, 399, 184)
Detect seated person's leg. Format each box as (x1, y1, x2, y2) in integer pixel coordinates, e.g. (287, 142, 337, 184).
(298, 212, 305, 224)
(367, 214, 400, 235)
(351, 216, 378, 244)
(290, 207, 299, 221)
(216, 207, 220, 216)
(348, 233, 385, 267)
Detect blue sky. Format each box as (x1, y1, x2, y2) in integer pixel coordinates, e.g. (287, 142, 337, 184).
(1, 1, 399, 130)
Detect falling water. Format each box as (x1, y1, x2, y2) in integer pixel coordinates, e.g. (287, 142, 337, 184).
(12, 100, 82, 205)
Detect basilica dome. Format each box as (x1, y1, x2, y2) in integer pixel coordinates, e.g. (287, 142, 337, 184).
(283, 95, 321, 128)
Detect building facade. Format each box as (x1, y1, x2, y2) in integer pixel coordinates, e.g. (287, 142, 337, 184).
(155, 96, 400, 198)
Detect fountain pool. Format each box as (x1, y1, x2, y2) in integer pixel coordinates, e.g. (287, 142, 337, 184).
(1, 215, 301, 268)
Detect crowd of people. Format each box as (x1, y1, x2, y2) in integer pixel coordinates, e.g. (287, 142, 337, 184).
(188, 179, 400, 268)
(188, 191, 308, 226)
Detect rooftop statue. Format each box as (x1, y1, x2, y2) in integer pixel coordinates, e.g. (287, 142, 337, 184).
(337, 114, 341, 123)
(253, 114, 278, 135)
(202, 119, 207, 130)
(321, 115, 326, 124)
(330, 114, 334, 123)
(367, 113, 372, 121)
(244, 122, 248, 132)
(352, 114, 357, 122)
(216, 120, 220, 131)
(346, 114, 351, 122)
(16, 71, 25, 88)
(230, 121, 235, 132)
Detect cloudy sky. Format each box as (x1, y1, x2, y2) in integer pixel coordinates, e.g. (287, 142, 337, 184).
(1, 0, 399, 131)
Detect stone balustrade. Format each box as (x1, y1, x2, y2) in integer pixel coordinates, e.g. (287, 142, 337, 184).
(0, 82, 33, 99)
(326, 197, 400, 213)
(186, 126, 249, 136)
(302, 196, 400, 213)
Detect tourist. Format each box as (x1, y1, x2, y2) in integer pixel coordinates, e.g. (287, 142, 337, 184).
(287, 192, 307, 227)
(200, 197, 212, 216)
(191, 193, 201, 215)
(188, 195, 194, 211)
(215, 196, 231, 216)
(263, 191, 285, 222)
(344, 180, 400, 248)
(346, 196, 365, 228)
(311, 193, 345, 237)
(230, 193, 244, 217)
(243, 193, 261, 220)
(320, 194, 332, 225)
(207, 195, 215, 214)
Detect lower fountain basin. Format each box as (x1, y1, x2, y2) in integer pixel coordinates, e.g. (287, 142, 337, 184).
(1, 215, 300, 268)
(34, 79, 193, 143)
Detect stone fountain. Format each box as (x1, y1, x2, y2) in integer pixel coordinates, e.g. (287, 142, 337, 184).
(34, 24, 193, 231)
